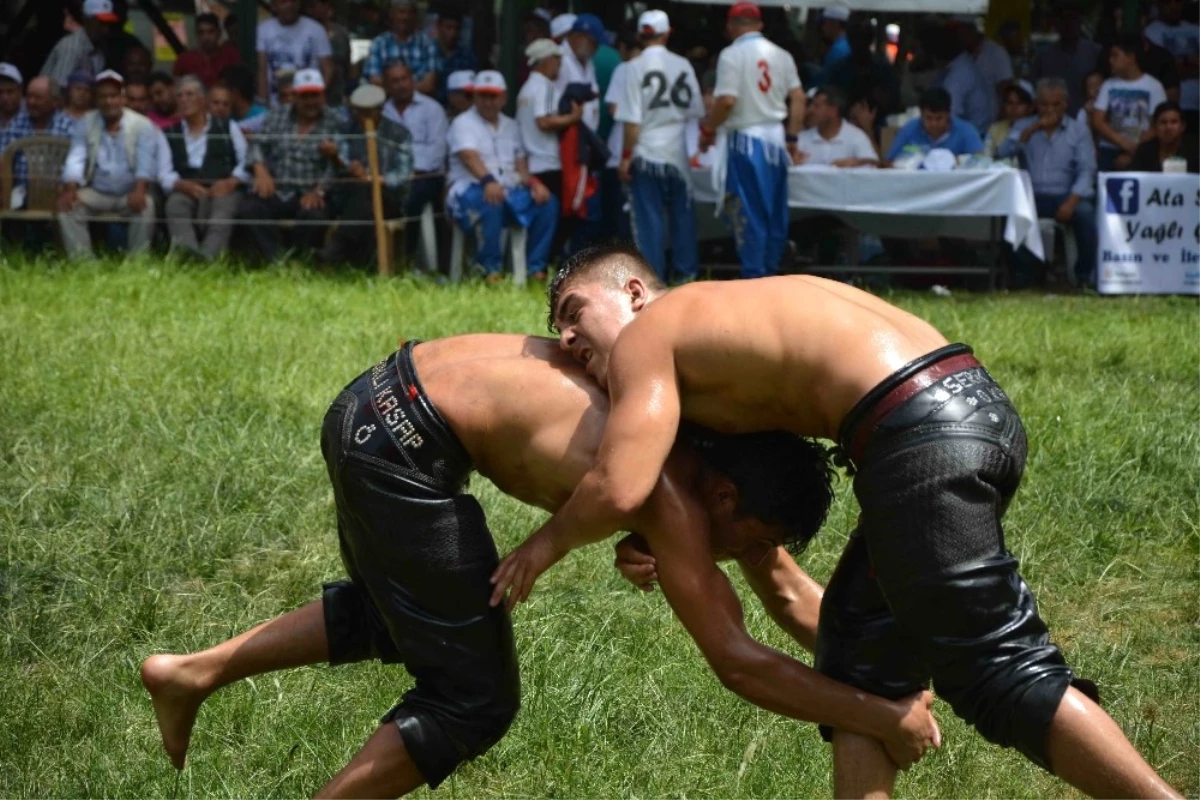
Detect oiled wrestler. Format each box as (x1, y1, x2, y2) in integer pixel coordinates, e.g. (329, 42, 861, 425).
(140, 334, 940, 798)
(494, 242, 1181, 800)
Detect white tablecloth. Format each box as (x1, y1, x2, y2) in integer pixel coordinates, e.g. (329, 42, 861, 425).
(691, 166, 1045, 260)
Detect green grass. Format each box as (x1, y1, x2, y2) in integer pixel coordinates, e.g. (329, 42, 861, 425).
(1, 255, 1197, 798)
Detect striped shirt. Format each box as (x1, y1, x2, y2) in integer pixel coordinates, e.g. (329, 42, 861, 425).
(363, 30, 439, 83)
(244, 105, 342, 199)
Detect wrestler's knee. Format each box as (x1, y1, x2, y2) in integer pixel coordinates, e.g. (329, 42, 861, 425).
(322, 580, 402, 666)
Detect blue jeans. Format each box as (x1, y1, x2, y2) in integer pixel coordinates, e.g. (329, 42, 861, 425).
(451, 184, 559, 275)
(629, 160, 698, 282)
(1015, 193, 1097, 287)
(725, 133, 790, 279)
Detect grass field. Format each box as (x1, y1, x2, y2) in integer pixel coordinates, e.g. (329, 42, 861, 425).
(1, 255, 1197, 799)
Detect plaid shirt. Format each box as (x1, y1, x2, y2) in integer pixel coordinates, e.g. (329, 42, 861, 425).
(1, 108, 77, 187)
(434, 45, 477, 104)
(337, 117, 413, 198)
(245, 105, 343, 199)
(363, 30, 440, 82)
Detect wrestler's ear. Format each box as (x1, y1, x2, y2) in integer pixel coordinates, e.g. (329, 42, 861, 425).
(707, 477, 739, 517)
(626, 276, 650, 312)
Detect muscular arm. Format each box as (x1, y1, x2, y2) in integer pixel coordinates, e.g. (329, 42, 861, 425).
(738, 548, 823, 653)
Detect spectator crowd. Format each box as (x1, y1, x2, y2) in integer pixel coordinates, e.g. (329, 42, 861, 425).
(0, 0, 1197, 287)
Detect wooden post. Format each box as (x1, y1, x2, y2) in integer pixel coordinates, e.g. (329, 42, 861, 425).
(363, 116, 391, 276)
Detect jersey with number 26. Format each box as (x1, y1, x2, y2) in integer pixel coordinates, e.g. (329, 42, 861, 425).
(616, 44, 704, 169)
(714, 32, 802, 130)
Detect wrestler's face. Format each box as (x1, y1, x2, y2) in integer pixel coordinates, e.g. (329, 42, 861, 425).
(553, 275, 651, 387)
(702, 477, 787, 563)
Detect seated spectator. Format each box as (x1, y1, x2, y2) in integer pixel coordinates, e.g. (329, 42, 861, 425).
(256, 0, 332, 105)
(274, 68, 296, 106)
(1031, 1, 1102, 116)
(147, 72, 179, 128)
(1077, 70, 1104, 126)
(433, 6, 477, 104)
(218, 63, 268, 132)
(847, 93, 882, 156)
(65, 72, 96, 122)
(1092, 35, 1168, 171)
(124, 79, 151, 116)
(363, 0, 438, 95)
(237, 68, 340, 261)
(381, 60, 447, 226)
(997, 78, 1097, 287)
(796, 86, 878, 167)
(208, 83, 233, 121)
(40, 0, 114, 87)
(173, 13, 241, 88)
(1130, 101, 1198, 172)
(6, 75, 79, 197)
(121, 44, 154, 87)
(985, 79, 1033, 156)
(161, 75, 248, 261)
(223, 14, 238, 47)
(57, 70, 157, 258)
(923, 23, 995, 134)
(885, 87, 984, 163)
(445, 70, 474, 118)
(319, 84, 413, 264)
(445, 70, 558, 283)
(308, 0, 350, 106)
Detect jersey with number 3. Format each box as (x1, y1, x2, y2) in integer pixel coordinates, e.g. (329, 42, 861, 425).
(714, 32, 802, 131)
(616, 44, 704, 170)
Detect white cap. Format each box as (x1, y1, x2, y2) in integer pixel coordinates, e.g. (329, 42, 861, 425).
(550, 13, 576, 39)
(294, 67, 325, 93)
(0, 63, 22, 85)
(822, 4, 851, 22)
(472, 70, 506, 94)
(447, 70, 475, 92)
(350, 83, 386, 108)
(95, 69, 124, 86)
(525, 38, 561, 65)
(638, 9, 670, 36)
(83, 0, 119, 21)
(530, 8, 553, 22)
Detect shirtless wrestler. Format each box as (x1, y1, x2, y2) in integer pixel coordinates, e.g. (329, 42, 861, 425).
(140, 333, 940, 798)
(491, 242, 1181, 800)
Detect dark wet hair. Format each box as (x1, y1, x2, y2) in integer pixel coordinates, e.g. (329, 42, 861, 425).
(546, 241, 665, 333)
(688, 426, 836, 555)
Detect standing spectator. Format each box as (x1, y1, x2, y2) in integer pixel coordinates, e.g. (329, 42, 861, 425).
(147, 72, 179, 128)
(208, 83, 234, 121)
(1096, 4, 1182, 103)
(274, 69, 297, 106)
(997, 78, 1097, 287)
(827, 18, 899, 118)
(173, 13, 241, 88)
(348, 0, 386, 41)
(57, 70, 157, 258)
(1143, 0, 1198, 113)
(237, 68, 340, 261)
(616, 10, 703, 284)
(445, 70, 474, 118)
(432, 7, 477, 104)
(557, 14, 603, 131)
(1130, 100, 1198, 171)
(219, 64, 268, 131)
(309, 0, 350, 106)
(818, 5, 852, 80)
(986, 79, 1034, 155)
(1077, 70, 1104, 126)
(885, 87, 984, 162)
(696, 2, 805, 279)
(600, 28, 640, 241)
(998, 20, 1031, 81)
(65, 72, 96, 122)
(319, 84, 413, 265)
(953, 16, 1013, 99)
(161, 75, 248, 261)
(795, 86, 878, 166)
(223, 14, 239, 46)
(1032, 1, 1103, 116)
(924, 24, 996, 134)
(1092, 35, 1168, 170)
(41, 0, 115, 87)
(256, 0, 333, 105)
(121, 45, 153, 87)
(550, 14, 576, 44)
(517, 40, 578, 215)
(381, 61, 447, 226)
(363, 0, 438, 95)
(445, 71, 558, 283)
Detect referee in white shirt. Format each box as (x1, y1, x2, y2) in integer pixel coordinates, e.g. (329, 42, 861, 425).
(616, 10, 704, 283)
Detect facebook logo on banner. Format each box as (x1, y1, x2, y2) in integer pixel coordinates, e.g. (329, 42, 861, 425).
(1106, 178, 1140, 214)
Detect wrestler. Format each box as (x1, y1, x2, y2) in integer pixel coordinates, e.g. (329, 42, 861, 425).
(140, 334, 940, 798)
(492, 243, 1181, 800)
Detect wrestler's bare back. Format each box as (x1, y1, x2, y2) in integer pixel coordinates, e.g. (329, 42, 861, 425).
(411, 334, 610, 512)
(626, 275, 950, 439)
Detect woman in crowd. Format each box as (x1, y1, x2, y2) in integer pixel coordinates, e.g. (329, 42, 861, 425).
(985, 79, 1034, 156)
(1130, 101, 1198, 172)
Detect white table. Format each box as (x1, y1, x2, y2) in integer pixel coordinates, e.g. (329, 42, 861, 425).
(690, 165, 1045, 282)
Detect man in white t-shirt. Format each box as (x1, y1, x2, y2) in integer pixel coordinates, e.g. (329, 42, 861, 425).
(697, 1, 805, 279)
(256, 0, 333, 106)
(382, 61, 448, 222)
(1092, 35, 1168, 170)
(795, 86, 878, 167)
(556, 14, 602, 132)
(517, 38, 583, 212)
(615, 10, 703, 283)
(1144, 0, 1199, 111)
(446, 71, 559, 283)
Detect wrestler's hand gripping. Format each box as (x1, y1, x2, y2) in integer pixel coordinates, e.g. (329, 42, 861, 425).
(490, 527, 567, 611)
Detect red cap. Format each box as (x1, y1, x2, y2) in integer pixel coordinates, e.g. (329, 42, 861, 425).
(727, 2, 761, 21)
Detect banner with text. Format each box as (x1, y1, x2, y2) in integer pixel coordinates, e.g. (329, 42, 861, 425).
(1097, 172, 1200, 295)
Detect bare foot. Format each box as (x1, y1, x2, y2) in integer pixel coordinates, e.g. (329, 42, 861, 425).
(141, 654, 208, 770)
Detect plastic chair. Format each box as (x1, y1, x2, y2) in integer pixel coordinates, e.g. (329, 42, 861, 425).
(449, 222, 528, 285)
